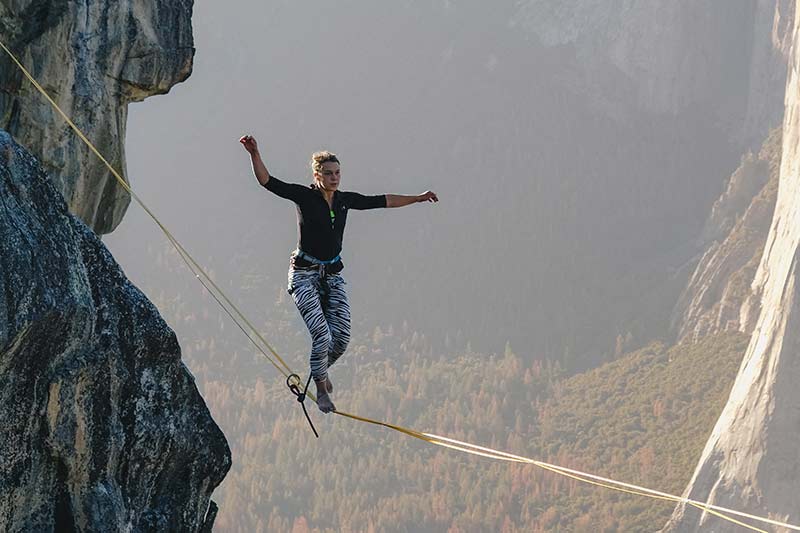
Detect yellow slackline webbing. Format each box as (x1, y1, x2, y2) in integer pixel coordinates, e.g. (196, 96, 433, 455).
(3, 39, 797, 533)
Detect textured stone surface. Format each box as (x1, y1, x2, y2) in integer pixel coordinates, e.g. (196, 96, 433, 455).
(0, 0, 194, 234)
(672, 129, 781, 342)
(662, 1, 800, 529)
(0, 129, 229, 531)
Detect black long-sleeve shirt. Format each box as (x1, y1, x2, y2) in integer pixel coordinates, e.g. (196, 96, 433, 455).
(263, 176, 387, 269)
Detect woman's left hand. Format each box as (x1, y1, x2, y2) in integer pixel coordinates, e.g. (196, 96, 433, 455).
(417, 191, 439, 203)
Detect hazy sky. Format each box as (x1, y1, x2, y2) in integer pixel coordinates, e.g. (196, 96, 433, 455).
(106, 0, 523, 356)
(106, 0, 747, 368)
(106, 0, 452, 296)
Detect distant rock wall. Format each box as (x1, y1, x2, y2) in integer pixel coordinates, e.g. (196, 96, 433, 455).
(671, 129, 781, 342)
(0, 130, 229, 531)
(742, 0, 796, 145)
(662, 0, 800, 528)
(515, 0, 792, 145)
(0, 0, 194, 234)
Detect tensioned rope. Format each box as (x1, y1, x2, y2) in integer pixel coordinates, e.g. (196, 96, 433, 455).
(3, 39, 797, 532)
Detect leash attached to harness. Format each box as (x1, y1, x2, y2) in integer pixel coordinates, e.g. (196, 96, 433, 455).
(286, 373, 319, 438)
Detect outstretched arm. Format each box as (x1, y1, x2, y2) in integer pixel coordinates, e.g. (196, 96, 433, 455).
(239, 135, 270, 186)
(385, 191, 439, 208)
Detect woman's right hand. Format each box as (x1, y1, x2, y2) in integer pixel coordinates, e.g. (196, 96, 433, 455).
(239, 134, 259, 155)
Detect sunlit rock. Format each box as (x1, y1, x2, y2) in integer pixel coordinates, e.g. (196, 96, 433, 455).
(662, 1, 800, 528)
(0, 0, 194, 234)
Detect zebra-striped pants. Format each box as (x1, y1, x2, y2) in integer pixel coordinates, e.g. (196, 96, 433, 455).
(288, 267, 351, 382)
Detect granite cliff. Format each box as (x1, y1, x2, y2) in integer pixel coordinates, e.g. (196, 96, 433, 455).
(0, 130, 230, 531)
(663, 0, 800, 528)
(0, 1, 230, 530)
(0, 0, 194, 234)
(671, 129, 781, 343)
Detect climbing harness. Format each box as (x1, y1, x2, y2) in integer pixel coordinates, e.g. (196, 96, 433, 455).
(4, 39, 799, 533)
(291, 248, 341, 302)
(293, 248, 341, 266)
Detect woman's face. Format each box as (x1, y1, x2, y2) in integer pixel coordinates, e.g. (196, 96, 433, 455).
(315, 161, 341, 191)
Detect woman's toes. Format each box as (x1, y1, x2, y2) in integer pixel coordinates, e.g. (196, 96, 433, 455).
(317, 392, 336, 413)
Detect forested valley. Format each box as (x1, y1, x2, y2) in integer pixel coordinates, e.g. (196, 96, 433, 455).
(137, 246, 746, 532)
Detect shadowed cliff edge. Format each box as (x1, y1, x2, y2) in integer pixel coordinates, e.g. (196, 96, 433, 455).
(0, 130, 230, 531)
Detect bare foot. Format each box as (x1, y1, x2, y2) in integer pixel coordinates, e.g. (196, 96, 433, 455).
(325, 377, 333, 394)
(315, 379, 336, 413)
(316, 391, 336, 413)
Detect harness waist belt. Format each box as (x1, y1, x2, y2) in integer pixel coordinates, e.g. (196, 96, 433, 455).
(294, 249, 341, 265)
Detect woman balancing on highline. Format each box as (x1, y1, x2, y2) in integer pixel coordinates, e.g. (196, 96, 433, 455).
(240, 135, 438, 413)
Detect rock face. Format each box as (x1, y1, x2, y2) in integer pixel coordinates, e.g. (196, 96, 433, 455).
(671, 129, 781, 342)
(0, 130, 230, 531)
(0, 0, 194, 234)
(662, 1, 800, 529)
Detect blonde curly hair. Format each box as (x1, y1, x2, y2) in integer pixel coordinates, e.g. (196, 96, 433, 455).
(310, 150, 340, 174)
